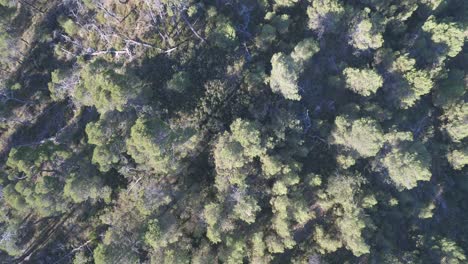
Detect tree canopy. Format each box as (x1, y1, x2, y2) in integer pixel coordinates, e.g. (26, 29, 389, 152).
(0, 0, 466, 263)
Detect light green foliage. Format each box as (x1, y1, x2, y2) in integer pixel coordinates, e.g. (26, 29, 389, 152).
(384, 130, 413, 144)
(362, 0, 418, 22)
(330, 116, 384, 160)
(214, 119, 265, 192)
(272, 214, 290, 240)
(270, 195, 290, 236)
(349, 19, 383, 50)
(221, 236, 245, 264)
(34, 176, 68, 214)
(272, 181, 288, 195)
(89, 144, 118, 172)
(307, 173, 322, 187)
(265, 235, 286, 253)
(213, 138, 248, 192)
(269, 185, 312, 249)
(59, 17, 79, 36)
(391, 53, 416, 72)
(2, 185, 27, 212)
(86, 111, 134, 172)
(4, 175, 69, 216)
(273, 0, 299, 8)
(0, 226, 22, 257)
(6, 147, 41, 177)
(319, 174, 365, 212)
(318, 174, 370, 256)
(94, 189, 152, 264)
(250, 232, 266, 258)
(270, 39, 319, 100)
(261, 155, 285, 177)
(291, 38, 320, 64)
(381, 141, 432, 190)
(74, 60, 144, 113)
(269, 195, 296, 249)
(230, 119, 265, 158)
(336, 214, 370, 256)
(0, 0, 15, 8)
(1, 0, 467, 262)
(307, 0, 345, 33)
(418, 202, 435, 219)
(214, 134, 248, 174)
(422, 16, 465, 57)
(270, 53, 301, 100)
(63, 173, 111, 203)
(126, 117, 173, 173)
(291, 197, 314, 225)
(362, 195, 377, 208)
(447, 146, 468, 170)
(420, 0, 443, 10)
(335, 154, 356, 169)
(343, 67, 383, 96)
(389, 197, 399, 206)
(233, 195, 260, 224)
(48, 69, 78, 101)
(144, 219, 162, 249)
(430, 238, 467, 264)
(6, 143, 71, 178)
(442, 103, 468, 142)
(73, 251, 91, 264)
(389, 54, 434, 108)
(405, 70, 434, 98)
(314, 226, 342, 254)
(126, 117, 195, 174)
(86, 122, 119, 171)
(203, 203, 223, 243)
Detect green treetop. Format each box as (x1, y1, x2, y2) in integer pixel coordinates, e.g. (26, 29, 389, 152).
(63, 172, 111, 203)
(422, 16, 465, 58)
(343, 67, 383, 96)
(270, 38, 319, 100)
(349, 19, 383, 50)
(213, 119, 266, 192)
(273, 0, 299, 8)
(317, 174, 370, 256)
(380, 141, 432, 190)
(442, 103, 468, 143)
(291, 38, 320, 64)
(126, 117, 195, 175)
(330, 116, 384, 167)
(307, 0, 345, 34)
(270, 53, 301, 100)
(447, 146, 468, 170)
(388, 53, 434, 108)
(74, 60, 146, 113)
(6, 143, 71, 179)
(86, 111, 135, 172)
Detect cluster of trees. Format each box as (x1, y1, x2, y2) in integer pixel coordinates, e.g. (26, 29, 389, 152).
(0, 0, 466, 263)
